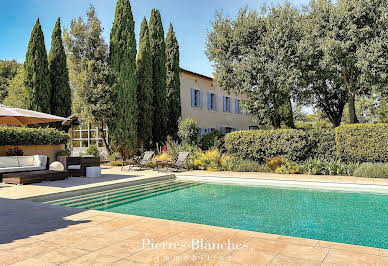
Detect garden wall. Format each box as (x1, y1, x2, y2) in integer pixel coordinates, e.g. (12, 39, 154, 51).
(0, 144, 65, 163)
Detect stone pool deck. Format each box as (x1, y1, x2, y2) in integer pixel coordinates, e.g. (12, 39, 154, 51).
(1, 167, 387, 265)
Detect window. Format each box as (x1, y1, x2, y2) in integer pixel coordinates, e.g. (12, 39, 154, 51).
(223, 96, 232, 112)
(72, 122, 108, 149)
(220, 127, 236, 134)
(191, 88, 202, 108)
(235, 99, 242, 114)
(207, 93, 218, 111)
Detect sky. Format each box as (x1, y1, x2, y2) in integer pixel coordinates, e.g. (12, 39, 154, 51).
(0, 0, 309, 77)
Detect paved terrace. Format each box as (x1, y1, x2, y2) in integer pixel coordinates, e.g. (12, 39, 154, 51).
(0, 166, 387, 265)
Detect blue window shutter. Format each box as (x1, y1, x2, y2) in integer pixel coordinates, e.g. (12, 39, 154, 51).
(220, 127, 225, 134)
(200, 128, 205, 136)
(191, 88, 195, 107)
(208, 128, 212, 132)
(223, 96, 226, 112)
(207, 92, 211, 110)
(199, 90, 203, 108)
(215, 94, 218, 111)
(235, 99, 239, 114)
(229, 98, 232, 112)
(234, 128, 238, 131)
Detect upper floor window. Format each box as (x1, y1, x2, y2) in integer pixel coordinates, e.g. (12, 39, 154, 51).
(207, 93, 218, 111)
(191, 88, 202, 108)
(223, 96, 232, 112)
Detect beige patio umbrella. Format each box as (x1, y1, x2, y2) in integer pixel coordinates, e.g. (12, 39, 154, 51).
(0, 104, 67, 125)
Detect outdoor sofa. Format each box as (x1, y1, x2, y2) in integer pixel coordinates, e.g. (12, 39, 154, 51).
(0, 155, 48, 180)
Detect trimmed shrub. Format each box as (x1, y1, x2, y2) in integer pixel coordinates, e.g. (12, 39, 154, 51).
(85, 145, 99, 156)
(266, 157, 284, 171)
(55, 149, 71, 158)
(199, 130, 224, 150)
(335, 124, 388, 163)
(224, 129, 311, 163)
(307, 129, 336, 160)
(222, 157, 271, 172)
(178, 118, 200, 145)
(353, 163, 388, 178)
(193, 149, 225, 171)
(0, 126, 69, 146)
(275, 161, 301, 174)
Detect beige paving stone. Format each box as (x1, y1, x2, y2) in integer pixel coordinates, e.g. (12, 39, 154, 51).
(377, 255, 388, 266)
(126, 246, 186, 265)
(66, 235, 125, 251)
(279, 244, 329, 261)
(10, 247, 89, 266)
(10, 240, 62, 259)
(63, 251, 119, 266)
(380, 248, 388, 256)
(324, 249, 378, 265)
(316, 240, 381, 255)
(0, 237, 39, 251)
(0, 250, 29, 265)
(243, 231, 280, 240)
(269, 255, 322, 266)
(278, 235, 319, 246)
(228, 248, 278, 265)
(110, 259, 146, 265)
(245, 238, 287, 253)
(96, 238, 144, 259)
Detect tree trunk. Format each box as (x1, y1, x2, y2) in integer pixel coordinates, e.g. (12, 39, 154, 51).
(271, 114, 281, 129)
(98, 121, 111, 156)
(283, 98, 295, 129)
(348, 93, 359, 124)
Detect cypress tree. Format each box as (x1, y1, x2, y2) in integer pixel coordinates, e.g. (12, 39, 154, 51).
(24, 18, 51, 113)
(149, 9, 167, 145)
(108, 0, 138, 150)
(165, 24, 181, 138)
(48, 18, 71, 118)
(136, 18, 153, 150)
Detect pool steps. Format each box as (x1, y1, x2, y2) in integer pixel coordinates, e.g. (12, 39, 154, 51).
(44, 180, 201, 211)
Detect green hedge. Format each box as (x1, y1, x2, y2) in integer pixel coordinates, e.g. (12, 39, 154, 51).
(224, 129, 311, 163)
(335, 123, 388, 163)
(307, 129, 336, 160)
(0, 126, 69, 146)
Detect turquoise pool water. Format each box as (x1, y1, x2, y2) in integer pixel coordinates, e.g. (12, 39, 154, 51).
(103, 182, 388, 249)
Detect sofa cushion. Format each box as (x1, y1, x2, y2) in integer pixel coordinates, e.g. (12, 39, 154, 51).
(68, 165, 81, 170)
(0, 165, 45, 173)
(0, 157, 19, 168)
(18, 156, 35, 167)
(33, 155, 47, 167)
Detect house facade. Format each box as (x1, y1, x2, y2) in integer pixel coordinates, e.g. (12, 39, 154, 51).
(65, 68, 257, 157)
(180, 68, 256, 135)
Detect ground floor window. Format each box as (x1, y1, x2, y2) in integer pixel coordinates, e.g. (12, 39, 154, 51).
(71, 122, 108, 148)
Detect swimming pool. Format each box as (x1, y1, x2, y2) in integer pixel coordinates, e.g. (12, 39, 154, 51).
(45, 179, 388, 249)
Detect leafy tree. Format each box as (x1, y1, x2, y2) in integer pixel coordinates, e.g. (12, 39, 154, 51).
(178, 118, 199, 145)
(136, 18, 153, 150)
(0, 60, 20, 103)
(24, 18, 51, 113)
(108, 0, 138, 150)
(206, 5, 301, 128)
(149, 9, 168, 144)
(297, 0, 348, 127)
(165, 24, 181, 138)
(48, 18, 71, 118)
(3, 66, 28, 108)
(63, 5, 114, 154)
(318, 0, 387, 123)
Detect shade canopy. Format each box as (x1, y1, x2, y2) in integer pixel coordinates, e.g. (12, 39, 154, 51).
(0, 104, 67, 125)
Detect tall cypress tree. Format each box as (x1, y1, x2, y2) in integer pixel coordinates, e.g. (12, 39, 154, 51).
(48, 18, 71, 118)
(24, 18, 51, 113)
(108, 0, 138, 150)
(165, 24, 181, 138)
(136, 18, 153, 150)
(149, 9, 167, 145)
